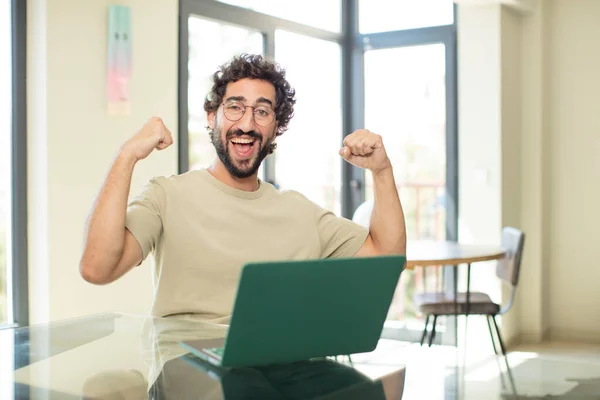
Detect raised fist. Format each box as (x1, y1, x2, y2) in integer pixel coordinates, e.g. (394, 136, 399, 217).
(122, 117, 174, 162)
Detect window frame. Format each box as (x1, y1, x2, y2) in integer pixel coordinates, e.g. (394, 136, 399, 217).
(0, 0, 28, 330)
(9, 0, 28, 329)
(354, 13, 459, 243)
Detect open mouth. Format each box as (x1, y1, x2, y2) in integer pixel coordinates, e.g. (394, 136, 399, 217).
(230, 136, 258, 160)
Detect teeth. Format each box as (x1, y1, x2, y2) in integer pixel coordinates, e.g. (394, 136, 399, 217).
(231, 138, 254, 144)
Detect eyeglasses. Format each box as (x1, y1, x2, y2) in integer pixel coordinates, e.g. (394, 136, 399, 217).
(222, 100, 275, 127)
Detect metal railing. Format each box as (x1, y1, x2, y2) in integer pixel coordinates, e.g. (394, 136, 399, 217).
(365, 182, 447, 321)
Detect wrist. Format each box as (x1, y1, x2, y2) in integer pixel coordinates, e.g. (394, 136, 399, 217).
(118, 145, 139, 166)
(371, 163, 393, 179)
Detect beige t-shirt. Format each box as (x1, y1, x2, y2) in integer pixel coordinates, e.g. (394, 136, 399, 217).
(125, 168, 369, 324)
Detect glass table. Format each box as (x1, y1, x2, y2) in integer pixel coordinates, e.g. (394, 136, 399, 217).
(1, 313, 406, 399)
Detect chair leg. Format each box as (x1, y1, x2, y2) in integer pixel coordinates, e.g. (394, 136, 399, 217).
(420, 314, 431, 346)
(428, 315, 438, 347)
(347, 355, 354, 366)
(491, 315, 515, 391)
(491, 315, 507, 356)
(486, 315, 499, 355)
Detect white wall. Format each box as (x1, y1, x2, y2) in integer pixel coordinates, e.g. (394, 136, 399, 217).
(545, 0, 600, 341)
(499, 5, 523, 344)
(27, 0, 178, 324)
(457, 4, 503, 250)
(518, 0, 549, 343)
(457, 2, 523, 345)
(516, 0, 600, 343)
(459, 0, 600, 344)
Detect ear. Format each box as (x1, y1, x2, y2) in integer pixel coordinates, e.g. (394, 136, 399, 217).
(207, 112, 216, 129)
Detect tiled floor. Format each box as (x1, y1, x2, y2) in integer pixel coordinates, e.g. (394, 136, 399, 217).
(352, 337, 600, 399)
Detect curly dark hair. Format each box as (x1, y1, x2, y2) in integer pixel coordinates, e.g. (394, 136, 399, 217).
(204, 54, 296, 137)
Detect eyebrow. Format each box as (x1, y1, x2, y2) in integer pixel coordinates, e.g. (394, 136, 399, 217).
(225, 96, 274, 108)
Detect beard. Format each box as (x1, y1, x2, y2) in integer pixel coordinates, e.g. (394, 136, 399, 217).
(210, 125, 273, 179)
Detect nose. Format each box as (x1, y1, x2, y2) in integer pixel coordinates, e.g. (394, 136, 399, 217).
(236, 106, 256, 133)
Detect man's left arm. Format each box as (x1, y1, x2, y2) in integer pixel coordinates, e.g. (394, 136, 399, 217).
(339, 130, 407, 256)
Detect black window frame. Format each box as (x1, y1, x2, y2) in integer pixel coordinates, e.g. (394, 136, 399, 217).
(1, 0, 29, 330)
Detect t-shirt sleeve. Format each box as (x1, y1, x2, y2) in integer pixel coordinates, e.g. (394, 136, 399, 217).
(125, 177, 166, 262)
(316, 206, 370, 259)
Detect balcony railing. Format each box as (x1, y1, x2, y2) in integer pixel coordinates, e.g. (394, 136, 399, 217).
(320, 182, 446, 240)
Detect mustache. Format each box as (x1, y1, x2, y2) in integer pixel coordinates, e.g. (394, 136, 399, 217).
(226, 129, 262, 141)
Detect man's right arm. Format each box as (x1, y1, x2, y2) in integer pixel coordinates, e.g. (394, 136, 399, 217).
(79, 117, 173, 285)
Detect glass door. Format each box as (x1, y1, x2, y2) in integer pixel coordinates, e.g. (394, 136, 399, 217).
(364, 43, 454, 344)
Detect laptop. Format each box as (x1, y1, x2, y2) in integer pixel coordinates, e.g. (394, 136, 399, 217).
(180, 255, 406, 368)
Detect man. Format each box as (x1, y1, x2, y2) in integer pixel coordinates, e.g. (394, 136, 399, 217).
(80, 54, 406, 323)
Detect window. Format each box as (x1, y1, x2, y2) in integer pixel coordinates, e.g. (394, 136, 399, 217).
(359, 0, 454, 33)
(364, 44, 447, 240)
(0, 0, 12, 325)
(217, 0, 341, 32)
(187, 15, 264, 173)
(274, 30, 342, 214)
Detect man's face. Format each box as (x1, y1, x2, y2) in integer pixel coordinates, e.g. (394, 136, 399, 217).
(208, 78, 278, 179)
